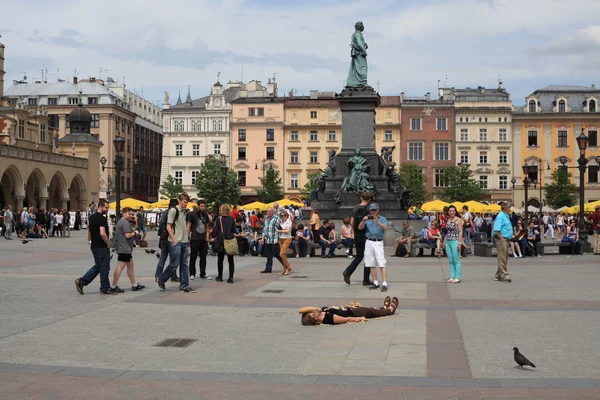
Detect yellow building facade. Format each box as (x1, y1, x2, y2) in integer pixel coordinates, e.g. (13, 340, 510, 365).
(513, 85, 600, 208)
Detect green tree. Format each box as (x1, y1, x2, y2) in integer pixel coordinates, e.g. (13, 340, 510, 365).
(436, 164, 485, 202)
(398, 163, 428, 205)
(195, 155, 241, 207)
(544, 168, 577, 209)
(257, 168, 284, 203)
(159, 174, 185, 199)
(300, 171, 320, 201)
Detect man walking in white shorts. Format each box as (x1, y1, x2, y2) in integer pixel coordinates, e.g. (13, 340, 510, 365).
(358, 203, 389, 292)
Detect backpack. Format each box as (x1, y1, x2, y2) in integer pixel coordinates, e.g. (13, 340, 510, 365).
(158, 208, 179, 241)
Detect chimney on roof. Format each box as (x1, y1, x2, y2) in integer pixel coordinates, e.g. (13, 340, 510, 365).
(400, 92, 404, 102)
(73, 76, 78, 84)
(310, 90, 318, 99)
(592, 84, 596, 90)
(425, 92, 431, 101)
(478, 86, 485, 93)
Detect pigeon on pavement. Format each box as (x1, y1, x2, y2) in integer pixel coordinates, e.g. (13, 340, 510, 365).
(145, 249, 151, 254)
(155, 252, 161, 259)
(21, 240, 30, 244)
(149, 249, 156, 254)
(513, 347, 536, 368)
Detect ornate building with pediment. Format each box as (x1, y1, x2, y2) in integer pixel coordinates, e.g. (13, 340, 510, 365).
(453, 85, 513, 203)
(513, 85, 600, 208)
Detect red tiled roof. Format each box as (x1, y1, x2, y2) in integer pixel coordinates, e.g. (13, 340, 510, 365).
(380, 96, 401, 106)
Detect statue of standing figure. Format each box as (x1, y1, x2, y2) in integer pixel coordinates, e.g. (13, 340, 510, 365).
(346, 21, 368, 88)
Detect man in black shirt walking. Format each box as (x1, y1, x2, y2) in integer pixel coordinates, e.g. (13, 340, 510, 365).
(74, 199, 114, 295)
(343, 192, 372, 286)
(187, 199, 211, 280)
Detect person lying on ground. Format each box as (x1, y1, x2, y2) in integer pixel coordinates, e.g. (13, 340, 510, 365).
(300, 296, 399, 325)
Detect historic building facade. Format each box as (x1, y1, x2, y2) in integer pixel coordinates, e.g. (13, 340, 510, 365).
(454, 86, 513, 203)
(3, 77, 162, 201)
(512, 85, 600, 207)
(400, 91, 454, 196)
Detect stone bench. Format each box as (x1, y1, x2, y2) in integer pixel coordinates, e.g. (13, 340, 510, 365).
(410, 242, 437, 257)
(537, 241, 573, 256)
(474, 242, 496, 257)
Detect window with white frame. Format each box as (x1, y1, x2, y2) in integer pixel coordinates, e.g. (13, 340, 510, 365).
(173, 120, 179, 131)
(479, 151, 488, 164)
(309, 151, 318, 163)
(175, 144, 183, 157)
(266, 147, 275, 159)
(40, 124, 46, 143)
(410, 118, 421, 131)
(479, 128, 488, 141)
(266, 129, 275, 141)
(174, 170, 183, 184)
(408, 142, 424, 160)
(68, 97, 78, 105)
(290, 151, 299, 163)
(290, 130, 299, 141)
(384, 130, 393, 141)
(238, 147, 246, 160)
(436, 118, 447, 130)
(499, 128, 508, 141)
(499, 175, 508, 189)
(328, 130, 337, 141)
(558, 130, 568, 147)
(238, 129, 246, 141)
(479, 175, 488, 189)
(91, 114, 99, 128)
(460, 150, 469, 164)
(192, 144, 200, 156)
(434, 142, 450, 161)
(213, 143, 221, 155)
(212, 120, 217, 131)
(460, 128, 469, 141)
(290, 174, 299, 188)
(434, 168, 447, 187)
(191, 170, 199, 185)
(498, 150, 508, 164)
(310, 130, 318, 141)
(191, 120, 196, 131)
(528, 130, 538, 146)
(18, 120, 25, 138)
(218, 120, 223, 131)
(238, 171, 246, 186)
(310, 111, 317, 119)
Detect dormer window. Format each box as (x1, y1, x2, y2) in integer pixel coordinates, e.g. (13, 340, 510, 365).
(590, 99, 596, 112)
(528, 100, 536, 112)
(558, 100, 566, 112)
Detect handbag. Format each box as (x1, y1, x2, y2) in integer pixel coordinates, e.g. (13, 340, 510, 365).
(220, 217, 238, 256)
(561, 235, 570, 243)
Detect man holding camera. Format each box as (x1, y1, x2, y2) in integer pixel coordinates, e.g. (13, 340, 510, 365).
(111, 207, 145, 292)
(358, 203, 389, 292)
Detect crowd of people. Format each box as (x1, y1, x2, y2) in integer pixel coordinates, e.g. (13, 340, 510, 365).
(0, 205, 91, 239)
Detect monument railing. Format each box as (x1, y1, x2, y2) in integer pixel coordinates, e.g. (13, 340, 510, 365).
(0, 144, 89, 169)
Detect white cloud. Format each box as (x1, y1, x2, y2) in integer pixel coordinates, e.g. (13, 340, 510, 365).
(3, 0, 600, 104)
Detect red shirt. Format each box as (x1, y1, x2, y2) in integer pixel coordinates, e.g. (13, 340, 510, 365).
(230, 209, 240, 220)
(591, 211, 600, 230)
(249, 215, 259, 228)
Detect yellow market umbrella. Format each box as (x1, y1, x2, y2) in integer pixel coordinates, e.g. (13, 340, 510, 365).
(109, 198, 150, 210)
(564, 207, 577, 214)
(463, 200, 487, 213)
(486, 204, 501, 213)
(584, 200, 600, 212)
(242, 201, 268, 211)
(150, 199, 171, 209)
(267, 199, 303, 208)
(422, 200, 449, 212)
(450, 201, 465, 210)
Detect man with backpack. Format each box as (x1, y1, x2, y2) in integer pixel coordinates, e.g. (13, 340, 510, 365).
(187, 199, 211, 280)
(155, 199, 179, 282)
(157, 193, 194, 293)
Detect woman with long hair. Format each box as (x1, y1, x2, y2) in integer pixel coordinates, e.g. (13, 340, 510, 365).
(276, 210, 293, 275)
(511, 219, 524, 258)
(213, 204, 235, 283)
(443, 205, 464, 283)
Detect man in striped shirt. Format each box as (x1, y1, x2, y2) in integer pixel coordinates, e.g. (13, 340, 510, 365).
(260, 207, 284, 273)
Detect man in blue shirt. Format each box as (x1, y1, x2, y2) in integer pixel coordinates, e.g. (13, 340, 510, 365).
(358, 203, 389, 292)
(493, 202, 513, 283)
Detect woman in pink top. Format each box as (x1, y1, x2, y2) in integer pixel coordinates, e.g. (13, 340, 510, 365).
(427, 221, 443, 257)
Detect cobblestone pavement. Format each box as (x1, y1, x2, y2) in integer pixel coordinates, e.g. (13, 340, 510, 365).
(1, 230, 599, 399)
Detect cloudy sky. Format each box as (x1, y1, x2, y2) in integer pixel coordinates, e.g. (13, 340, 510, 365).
(2, 0, 600, 106)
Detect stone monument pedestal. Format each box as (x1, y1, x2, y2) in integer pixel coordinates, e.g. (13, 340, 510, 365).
(312, 86, 408, 221)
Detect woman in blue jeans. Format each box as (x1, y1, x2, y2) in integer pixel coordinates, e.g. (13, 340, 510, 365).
(443, 205, 464, 283)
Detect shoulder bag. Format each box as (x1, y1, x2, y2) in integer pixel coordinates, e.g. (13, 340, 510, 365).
(220, 217, 238, 256)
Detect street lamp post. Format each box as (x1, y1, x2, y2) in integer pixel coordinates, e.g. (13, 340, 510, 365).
(100, 136, 129, 222)
(522, 163, 531, 223)
(576, 128, 589, 239)
(511, 177, 516, 206)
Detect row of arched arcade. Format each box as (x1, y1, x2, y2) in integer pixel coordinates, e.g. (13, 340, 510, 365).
(1, 164, 87, 211)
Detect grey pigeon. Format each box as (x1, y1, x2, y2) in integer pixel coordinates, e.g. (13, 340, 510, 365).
(21, 240, 30, 244)
(145, 249, 152, 254)
(155, 252, 161, 259)
(149, 249, 156, 254)
(110, 254, 114, 260)
(513, 347, 536, 368)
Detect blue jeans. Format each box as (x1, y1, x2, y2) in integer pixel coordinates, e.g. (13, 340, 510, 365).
(344, 235, 370, 283)
(445, 240, 461, 280)
(155, 239, 177, 280)
(341, 238, 354, 255)
(264, 242, 283, 271)
(80, 247, 111, 292)
(462, 228, 471, 253)
(159, 242, 190, 290)
(320, 239, 336, 256)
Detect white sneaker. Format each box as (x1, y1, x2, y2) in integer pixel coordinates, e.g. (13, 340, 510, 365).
(513, 254, 518, 258)
(518, 254, 522, 258)
(190, 275, 195, 280)
(306, 255, 310, 258)
(347, 255, 353, 259)
(345, 249, 350, 255)
(295, 255, 299, 258)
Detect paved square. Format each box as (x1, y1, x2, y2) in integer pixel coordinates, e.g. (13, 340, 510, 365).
(1, 231, 600, 399)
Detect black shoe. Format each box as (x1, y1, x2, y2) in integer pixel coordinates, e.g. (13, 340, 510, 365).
(180, 287, 196, 293)
(502, 278, 512, 283)
(381, 285, 388, 292)
(200, 275, 212, 280)
(158, 280, 166, 290)
(321, 255, 326, 258)
(342, 271, 351, 285)
(369, 284, 380, 290)
(100, 289, 117, 295)
(227, 277, 234, 284)
(260, 270, 272, 274)
(112, 286, 125, 293)
(362, 281, 373, 286)
(326, 255, 333, 258)
(74, 279, 84, 295)
(215, 276, 223, 282)
(171, 277, 180, 282)
(131, 284, 145, 291)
